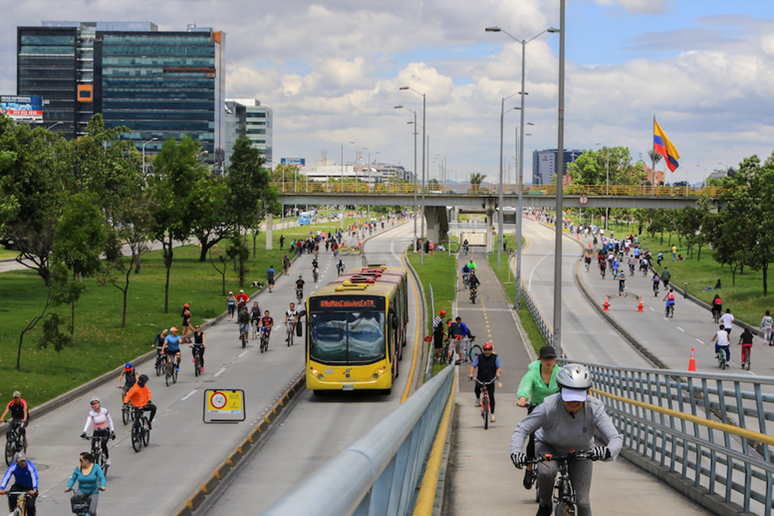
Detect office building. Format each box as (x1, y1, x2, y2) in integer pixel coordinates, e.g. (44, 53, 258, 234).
(229, 99, 272, 166)
(532, 149, 583, 185)
(224, 100, 247, 169)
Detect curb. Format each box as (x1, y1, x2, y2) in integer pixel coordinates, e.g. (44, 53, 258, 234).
(174, 372, 306, 516)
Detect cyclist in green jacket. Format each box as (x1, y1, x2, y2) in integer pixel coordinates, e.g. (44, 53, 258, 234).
(516, 345, 561, 490)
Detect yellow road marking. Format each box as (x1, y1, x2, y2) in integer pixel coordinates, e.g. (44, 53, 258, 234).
(401, 248, 422, 403)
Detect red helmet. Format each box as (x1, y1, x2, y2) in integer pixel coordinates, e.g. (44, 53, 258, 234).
(439, 310, 446, 316)
(483, 342, 493, 350)
(184, 303, 190, 308)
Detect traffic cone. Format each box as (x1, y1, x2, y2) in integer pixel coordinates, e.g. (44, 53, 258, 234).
(637, 296, 644, 312)
(577, 232, 580, 240)
(688, 348, 696, 372)
(603, 295, 609, 311)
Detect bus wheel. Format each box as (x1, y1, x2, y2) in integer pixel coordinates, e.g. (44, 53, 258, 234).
(382, 389, 392, 396)
(312, 390, 325, 396)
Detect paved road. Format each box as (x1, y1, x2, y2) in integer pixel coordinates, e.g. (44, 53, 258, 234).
(20, 221, 401, 515)
(195, 223, 422, 515)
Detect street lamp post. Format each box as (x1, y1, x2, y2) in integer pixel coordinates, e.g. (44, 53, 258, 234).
(395, 105, 419, 252)
(497, 95, 519, 268)
(400, 86, 426, 265)
(552, 0, 567, 355)
(142, 137, 158, 176)
(595, 142, 610, 230)
(486, 24, 559, 309)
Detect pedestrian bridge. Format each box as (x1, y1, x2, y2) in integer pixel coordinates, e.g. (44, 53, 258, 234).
(274, 182, 725, 210)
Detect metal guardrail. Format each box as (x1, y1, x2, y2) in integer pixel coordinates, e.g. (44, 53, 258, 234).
(259, 365, 455, 516)
(519, 279, 553, 347)
(272, 182, 727, 198)
(565, 360, 774, 516)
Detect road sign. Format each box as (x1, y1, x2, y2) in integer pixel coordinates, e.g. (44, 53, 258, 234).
(203, 389, 245, 423)
(579, 194, 589, 205)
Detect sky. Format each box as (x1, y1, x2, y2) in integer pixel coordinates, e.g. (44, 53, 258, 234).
(2, 0, 774, 184)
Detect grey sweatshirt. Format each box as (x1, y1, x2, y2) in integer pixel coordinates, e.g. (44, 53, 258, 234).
(510, 393, 623, 460)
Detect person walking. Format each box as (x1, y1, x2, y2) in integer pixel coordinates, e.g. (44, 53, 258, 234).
(279, 234, 285, 250)
(282, 254, 291, 276)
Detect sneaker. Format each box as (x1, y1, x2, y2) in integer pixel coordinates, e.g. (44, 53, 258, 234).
(201, 367, 204, 373)
(475, 398, 481, 407)
(536, 503, 552, 516)
(489, 414, 496, 423)
(176, 367, 180, 372)
(147, 421, 152, 430)
(105, 458, 111, 466)
(523, 469, 533, 489)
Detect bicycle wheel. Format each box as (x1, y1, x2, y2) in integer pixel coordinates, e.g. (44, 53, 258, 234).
(172, 365, 178, 384)
(121, 404, 130, 426)
(131, 424, 142, 452)
(241, 332, 246, 349)
(194, 354, 200, 377)
(468, 345, 482, 363)
(165, 362, 171, 387)
(5, 439, 14, 466)
(142, 420, 150, 446)
(155, 357, 163, 376)
(483, 397, 489, 430)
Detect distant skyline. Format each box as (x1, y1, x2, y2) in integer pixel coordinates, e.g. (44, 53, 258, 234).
(2, 0, 773, 183)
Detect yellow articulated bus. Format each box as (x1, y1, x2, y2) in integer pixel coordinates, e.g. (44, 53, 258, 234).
(304, 265, 409, 395)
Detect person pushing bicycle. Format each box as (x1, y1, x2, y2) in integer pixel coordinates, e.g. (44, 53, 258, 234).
(468, 342, 501, 423)
(510, 364, 622, 516)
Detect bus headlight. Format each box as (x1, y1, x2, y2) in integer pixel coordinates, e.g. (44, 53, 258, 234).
(311, 368, 319, 376)
(373, 367, 386, 379)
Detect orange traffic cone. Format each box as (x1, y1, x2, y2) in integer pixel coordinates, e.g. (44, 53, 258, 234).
(577, 232, 580, 240)
(603, 295, 609, 311)
(688, 348, 696, 372)
(637, 296, 644, 312)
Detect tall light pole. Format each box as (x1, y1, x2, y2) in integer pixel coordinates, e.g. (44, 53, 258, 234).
(552, 0, 567, 355)
(142, 137, 157, 176)
(395, 105, 419, 252)
(486, 25, 559, 308)
(595, 142, 610, 230)
(497, 95, 519, 268)
(400, 86, 426, 265)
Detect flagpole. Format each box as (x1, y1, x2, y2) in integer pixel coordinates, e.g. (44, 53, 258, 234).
(653, 115, 656, 195)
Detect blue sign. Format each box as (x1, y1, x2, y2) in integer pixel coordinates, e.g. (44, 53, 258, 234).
(281, 158, 305, 167)
(0, 95, 43, 121)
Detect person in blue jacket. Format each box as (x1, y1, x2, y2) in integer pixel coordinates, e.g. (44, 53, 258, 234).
(0, 452, 38, 516)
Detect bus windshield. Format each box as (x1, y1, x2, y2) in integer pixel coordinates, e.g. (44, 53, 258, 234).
(310, 311, 385, 364)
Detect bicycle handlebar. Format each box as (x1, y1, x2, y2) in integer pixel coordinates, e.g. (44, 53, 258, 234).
(470, 377, 497, 386)
(523, 450, 599, 465)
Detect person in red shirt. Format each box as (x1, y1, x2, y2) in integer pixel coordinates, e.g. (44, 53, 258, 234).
(1, 392, 28, 444)
(235, 289, 249, 310)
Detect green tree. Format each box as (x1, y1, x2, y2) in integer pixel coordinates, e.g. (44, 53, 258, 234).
(149, 136, 206, 313)
(271, 162, 304, 185)
(469, 173, 485, 185)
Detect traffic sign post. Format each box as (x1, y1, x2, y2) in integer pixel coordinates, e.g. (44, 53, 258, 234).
(203, 389, 246, 423)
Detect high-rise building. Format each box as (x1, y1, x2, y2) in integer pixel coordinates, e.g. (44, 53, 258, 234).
(224, 100, 246, 169)
(17, 22, 226, 172)
(532, 149, 583, 185)
(228, 99, 272, 167)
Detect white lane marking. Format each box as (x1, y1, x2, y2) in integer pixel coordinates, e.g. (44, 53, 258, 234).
(181, 390, 198, 401)
(238, 350, 249, 358)
(528, 245, 554, 291)
(663, 317, 669, 322)
(695, 338, 704, 344)
(214, 368, 227, 377)
(676, 326, 685, 332)
(649, 307, 655, 312)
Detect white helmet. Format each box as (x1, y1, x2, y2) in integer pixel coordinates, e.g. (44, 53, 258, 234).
(89, 396, 100, 404)
(556, 363, 593, 390)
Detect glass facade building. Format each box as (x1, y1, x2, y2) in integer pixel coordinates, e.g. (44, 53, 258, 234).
(94, 28, 226, 172)
(225, 98, 273, 168)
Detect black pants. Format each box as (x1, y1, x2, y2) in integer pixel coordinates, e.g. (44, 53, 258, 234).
(7, 484, 37, 515)
(93, 429, 111, 458)
(5, 419, 26, 439)
(474, 381, 496, 414)
(135, 402, 156, 424)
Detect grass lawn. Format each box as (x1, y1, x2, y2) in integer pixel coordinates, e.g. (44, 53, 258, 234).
(487, 251, 546, 356)
(0, 247, 20, 260)
(407, 251, 458, 377)
(562, 214, 774, 326)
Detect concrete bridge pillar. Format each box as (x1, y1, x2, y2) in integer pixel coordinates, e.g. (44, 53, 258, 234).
(425, 206, 450, 245)
(265, 213, 273, 251)
(484, 198, 496, 253)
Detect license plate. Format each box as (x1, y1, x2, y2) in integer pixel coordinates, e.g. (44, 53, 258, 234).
(342, 384, 354, 391)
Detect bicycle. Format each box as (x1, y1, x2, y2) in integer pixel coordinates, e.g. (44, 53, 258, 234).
(70, 491, 96, 516)
(716, 347, 727, 370)
(6, 491, 32, 516)
(712, 308, 721, 324)
(466, 337, 481, 363)
(130, 406, 150, 452)
(599, 265, 606, 279)
(81, 434, 110, 476)
(164, 354, 179, 387)
(296, 288, 304, 304)
(260, 328, 270, 353)
(121, 400, 131, 426)
(522, 403, 541, 503)
(286, 321, 295, 347)
(741, 345, 751, 371)
(471, 377, 496, 429)
(470, 286, 477, 304)
(337, 264, 345, 276)
(252, 319, 261, 341)
(239, 325, 248, 350)
(4, 421, 26, 466)
(313, 268, 319, 283)
(191, 344, 203, 376)
(665, 304, 674, 318)
(523, 450, 603, 516)
(584, 259, 590, 272)
(462, 274, 469, 289)
(153, 347, 164, 376)
(653, 283, 660, 297)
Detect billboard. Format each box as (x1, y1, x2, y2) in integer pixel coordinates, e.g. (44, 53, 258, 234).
(0, 95, 43, 122)
(281, 158, 305, 167)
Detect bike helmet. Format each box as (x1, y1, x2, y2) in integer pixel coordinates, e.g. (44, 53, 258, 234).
(483, 342, 493, 350)
(184, 303, 190, 308)
(89, 396, 100, 404)
(556, 363, 593, 391)
(138, 374, 149, 384)
(124, 362, 133, 371)
(439, 310, 446, 316)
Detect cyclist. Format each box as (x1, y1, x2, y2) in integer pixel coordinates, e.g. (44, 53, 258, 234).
(461, 263, 471, 286)
(652, 272, 661, 294)
(510, 363, 622, 516)
(336, 259, 345, 276)
(618, 270, 626, 292)
(123, 374, 155, 430)
(627, 255, 636, 276)
(598, 255, 606, 279)
(711, 294, 722, 321)
(250, 301, 262, 332)
(260, 310, 274, 339)
(311, 258, 319, 282)
(2, 392, 28, 447)
(0, 452, 38, 516)
(657, 249, 663, 265)
(192, 324, 206, 373)
(720, 308, 735, 337)
(516, 345, 561, 490)
(161, 327, 183, 372)
(712, 324, 731, 365)
(448, 316, 473, 364)
(661, 266, 671, 289)
(760, 310, 773, 346)
(433, 310, 446, 361)
(266, 265, 276, 293)
(663, 288, 676, 316)
(285, 303, 299, 342)
(115, 362, 138, 398)
(65, 451, 106, 516)
(462, 239, 469, 255)
(584, 251, 592, 271)
(80, 397, 115, 466)
(468, 270, 481, 294)
(295, 275, 305, 301)
(151, 328, 168, 351)
(738, 326, 753, 365)
(237, 306, 251, 343)
(467, 342, 502, 423)
(467, 258, 477, 272)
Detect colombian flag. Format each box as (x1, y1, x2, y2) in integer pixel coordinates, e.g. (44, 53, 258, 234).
(653, 120, 680, 172)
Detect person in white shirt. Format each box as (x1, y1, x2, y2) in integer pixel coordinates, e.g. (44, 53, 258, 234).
(712, 324, 731, 364)
(80, 397, 115, 466)
(719, 309, 735, 337)
(760, 310, 773, 346)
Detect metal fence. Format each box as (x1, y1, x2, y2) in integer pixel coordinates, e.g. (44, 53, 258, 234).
(519, 279, 553, 347)
(259, 365, 455, 516)
(566, 360, 774, 516)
